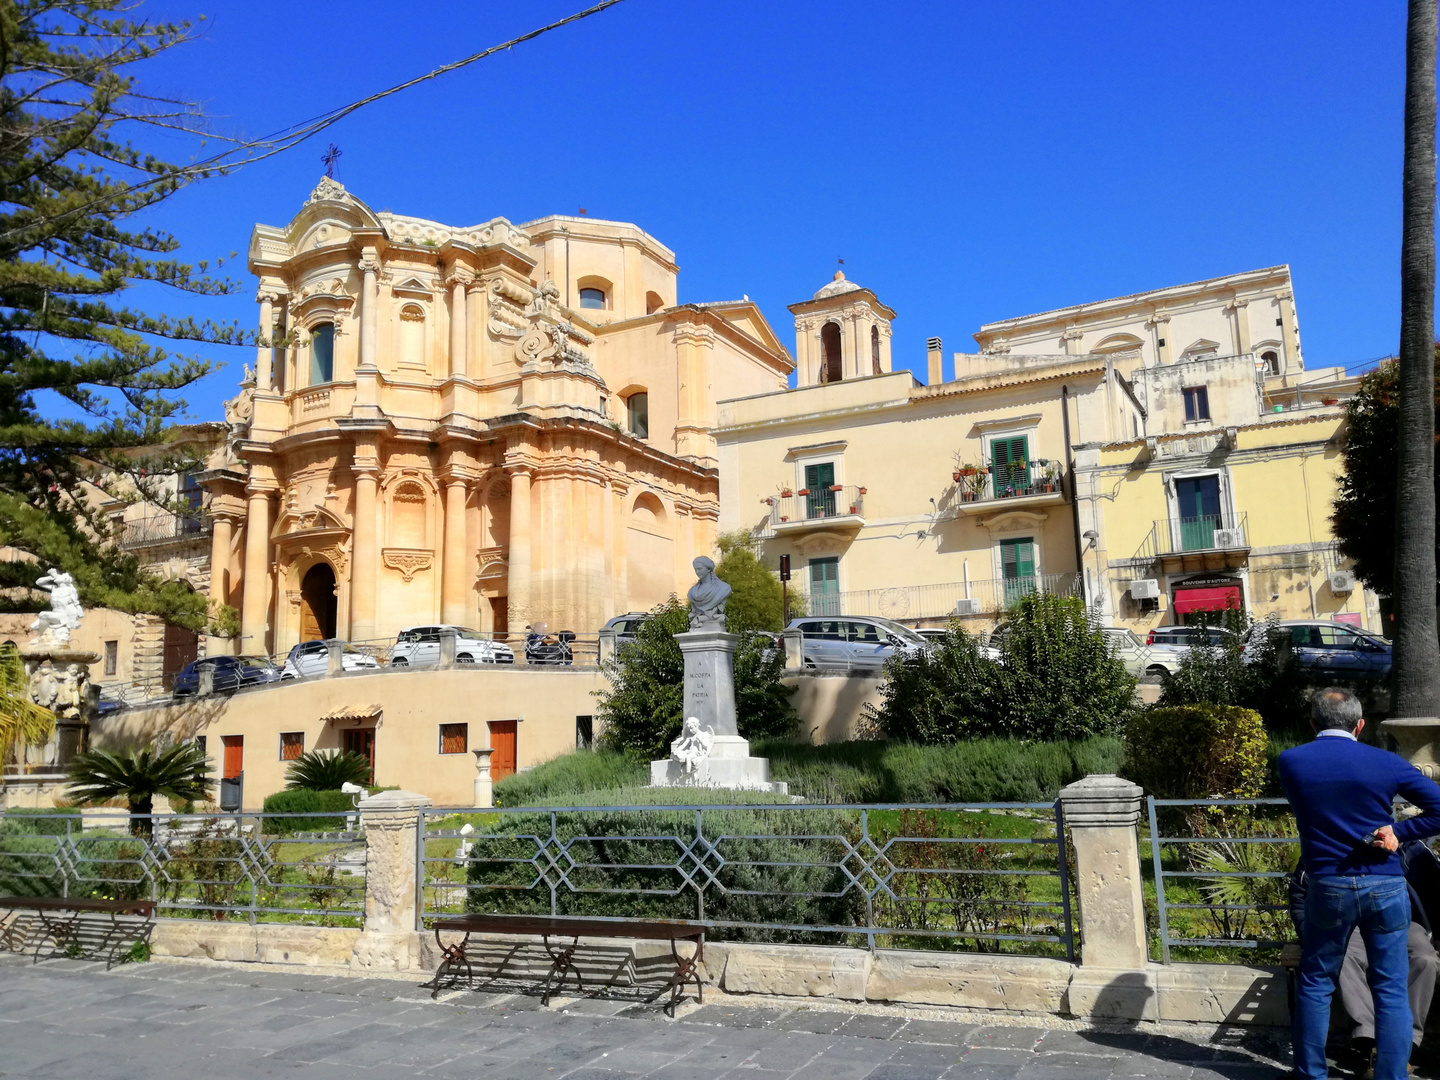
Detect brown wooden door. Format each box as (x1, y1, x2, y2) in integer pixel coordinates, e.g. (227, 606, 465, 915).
(488, 720, 516, 782)
(342, 728, 376, 780)
(299, 563, 336, 641)
(162, 623, 198, 688)
(221, 735, 243, 779)
(489, 596, 509, 642)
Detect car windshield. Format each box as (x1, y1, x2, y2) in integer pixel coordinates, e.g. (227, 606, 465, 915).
(868, 618, 924, 645)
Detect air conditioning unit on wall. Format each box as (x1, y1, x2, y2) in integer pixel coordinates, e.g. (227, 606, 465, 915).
(953, 598, 982, 615)
(1329, 571, 1357, 594)
(1212, 528, 1245, 549)
(1129, 579, 1161, 600)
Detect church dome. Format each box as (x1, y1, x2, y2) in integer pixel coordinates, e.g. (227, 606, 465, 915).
(813, 270, 863, 300)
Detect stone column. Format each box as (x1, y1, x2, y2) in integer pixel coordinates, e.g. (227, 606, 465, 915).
(359, 253, 379, 371)
(505, 465, 532, 628)
(208, 512, 235, 609)
(255, 290, 276, 390)
(240, 486, 273, 653)
(1057, 774, 1153, 1020)
(441, 472, 469, 626)
(351, 789, 434, 971)
(350, 460, 379, 642)
(448, 270, 470, 378)
(1150, 313, 1172, 366)
(1228, 297, 1251, 356)
(1275, 290, 1301, 372)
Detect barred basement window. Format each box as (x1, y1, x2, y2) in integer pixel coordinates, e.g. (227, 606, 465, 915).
(439, 723, 468, 755)
(280, 732, 305, 761)
(104, 640, 118, 676)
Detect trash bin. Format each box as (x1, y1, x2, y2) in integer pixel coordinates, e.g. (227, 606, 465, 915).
(219, 773, 243, 812)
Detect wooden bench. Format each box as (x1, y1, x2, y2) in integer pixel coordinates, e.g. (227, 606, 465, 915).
(0, 896, 156, 969)
(426, 914, 705, 1014)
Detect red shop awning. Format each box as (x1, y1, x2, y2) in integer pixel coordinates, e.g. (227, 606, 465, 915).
(1172, 585, 1242, 614)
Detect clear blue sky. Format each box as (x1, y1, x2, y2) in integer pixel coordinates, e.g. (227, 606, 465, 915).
(119, 0, 1409, 423)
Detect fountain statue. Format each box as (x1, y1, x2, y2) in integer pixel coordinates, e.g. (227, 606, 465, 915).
(18, 569, 96, 770)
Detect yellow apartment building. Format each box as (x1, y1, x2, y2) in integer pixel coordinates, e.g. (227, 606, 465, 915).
(1075, 410, 1378, 636)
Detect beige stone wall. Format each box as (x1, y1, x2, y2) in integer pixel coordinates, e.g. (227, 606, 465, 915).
(91, 666, 606, 809)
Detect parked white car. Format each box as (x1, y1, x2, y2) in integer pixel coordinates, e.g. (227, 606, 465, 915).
(387, 625, 515, 666)
(1101, 627, 1184, 678)
(280, 639, 381, 679)
(986, 624, 1181, 677)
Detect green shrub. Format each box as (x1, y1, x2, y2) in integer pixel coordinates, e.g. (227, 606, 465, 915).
(1122, 704, 1267, 802)
(987, 594, 1137, 739)
(714, 531, 784, 632)
(1158, 610, 1311, 734)
(260, 789, 356, 834)
(597, 599, 796, 758)
(1, 808, 81, 835)
(865, 595, 1136, 743)
(758, 738, 1123, 804)
(494, 751, 648, 807)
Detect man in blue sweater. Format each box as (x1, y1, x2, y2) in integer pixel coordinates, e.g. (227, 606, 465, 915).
(1279, 688, 1440, 1080)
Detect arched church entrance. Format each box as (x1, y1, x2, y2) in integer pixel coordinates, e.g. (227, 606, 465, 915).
(299, 563, 338, 641)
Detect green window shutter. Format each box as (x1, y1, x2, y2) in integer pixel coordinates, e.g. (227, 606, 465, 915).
(1000, 538, 1035, 580)
(803, 463, 836, 518)
(990, 436, 1030, 492)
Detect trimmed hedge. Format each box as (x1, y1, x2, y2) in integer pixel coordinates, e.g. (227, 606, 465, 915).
(260, 789, 356, 834)
(1121, 704, 1268, 802)
(466, 787, 855, 941)
(490, 737, 1124, 808)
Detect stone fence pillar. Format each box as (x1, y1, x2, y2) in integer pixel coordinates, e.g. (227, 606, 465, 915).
(472, 747, 494, 808)
(326, 639, 343, 676)
(350, 788, 433, 971)
(1058, 774, 1147, 969)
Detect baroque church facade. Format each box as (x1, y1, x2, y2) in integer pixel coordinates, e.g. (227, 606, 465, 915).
(205, 178, 792, 655)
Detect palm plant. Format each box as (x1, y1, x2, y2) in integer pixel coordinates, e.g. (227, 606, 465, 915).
(1393, 0, 1440, 718)
(285, 749, 372, 792)
(67, 743, 213, 838)
(0, 643, 54, 767)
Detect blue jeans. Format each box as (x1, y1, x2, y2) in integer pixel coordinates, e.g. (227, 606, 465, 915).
(1295, 874, 1412, 1080)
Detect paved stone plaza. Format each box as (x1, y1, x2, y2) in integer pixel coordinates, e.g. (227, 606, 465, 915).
(0, 954, 1307, 1080)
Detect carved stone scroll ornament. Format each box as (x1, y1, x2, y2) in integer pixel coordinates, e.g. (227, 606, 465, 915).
(516, 329, 552, 365)
(382, 548, 433, 584)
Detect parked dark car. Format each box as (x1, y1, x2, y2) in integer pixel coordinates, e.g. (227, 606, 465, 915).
(1243, 619, 1392, 682)
(172, 655, 281, 697)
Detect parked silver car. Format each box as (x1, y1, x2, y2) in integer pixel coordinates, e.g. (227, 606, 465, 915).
(786, 616, 928, 671)
(280, 639, 381, 679)
(387, 625, 515, 666)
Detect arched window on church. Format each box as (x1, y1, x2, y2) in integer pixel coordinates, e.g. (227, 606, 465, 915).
(645, 291, 664, 315)
(871, 325, 881, 375)
(309, 323, 334, 385)
(820, 322, 842, 384)
(579, 287, 607, 310)
(1261, 349, 1281, 376)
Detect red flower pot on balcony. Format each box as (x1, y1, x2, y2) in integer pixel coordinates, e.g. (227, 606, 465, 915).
(780, 489, 793, 498)
(829, 484, 843, 492)
(858, 487, 867, 495)
(797, 489, 810, 497)
(848, 505, 859, 514)
(953, 471, 963, 483)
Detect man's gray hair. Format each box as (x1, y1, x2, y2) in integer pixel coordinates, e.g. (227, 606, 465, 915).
(1312, 687, 1363, 731)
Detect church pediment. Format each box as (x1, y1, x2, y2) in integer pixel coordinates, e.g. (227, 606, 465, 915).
(274, 502, 349, 538)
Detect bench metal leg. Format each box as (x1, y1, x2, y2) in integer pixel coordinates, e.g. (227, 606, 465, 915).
(539, 934, 582, 1006)
(427, 930, 474, 999)
(655, 936, 704, 1017)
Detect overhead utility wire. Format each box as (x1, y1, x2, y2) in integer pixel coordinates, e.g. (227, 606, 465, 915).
(2, 0, 627, 243)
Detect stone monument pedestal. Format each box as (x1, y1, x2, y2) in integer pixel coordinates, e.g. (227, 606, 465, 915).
(649, 629, 787, 795)
(1382, 716, 1440, 778)
(18, 644, 98, 770)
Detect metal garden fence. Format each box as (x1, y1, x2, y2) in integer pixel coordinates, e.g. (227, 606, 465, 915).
(1146, 796, 1298, 964)
(416, 801, 1075, 958)
(0, 810, 367, 927)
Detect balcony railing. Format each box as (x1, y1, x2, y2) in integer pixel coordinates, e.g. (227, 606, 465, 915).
(953, 468, 1066, 507)
(1133, 513, 1250, 561)
(118, 512, 211, 548)
(762, 485, 866, 534)
(799, 572, 1082, 620)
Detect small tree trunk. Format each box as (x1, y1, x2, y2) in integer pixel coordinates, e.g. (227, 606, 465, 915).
(1394, 0, 1440, 719)
(129, 794, 154, 840)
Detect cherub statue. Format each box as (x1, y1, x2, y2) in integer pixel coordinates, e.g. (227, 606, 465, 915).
(670, 717, 714, 779)
(29, 569, 82, 647)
